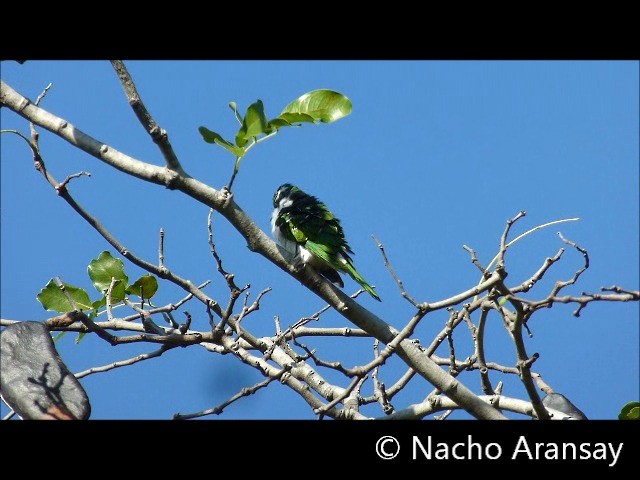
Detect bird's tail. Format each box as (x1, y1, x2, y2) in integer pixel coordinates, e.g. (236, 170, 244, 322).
(344, 262, 381, 301)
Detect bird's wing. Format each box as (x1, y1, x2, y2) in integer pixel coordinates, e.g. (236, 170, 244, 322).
(291, 200, 354, 252)
(304, 238, 340, 267)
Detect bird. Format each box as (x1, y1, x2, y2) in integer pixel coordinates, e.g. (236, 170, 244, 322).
(271, 183, 381, 301)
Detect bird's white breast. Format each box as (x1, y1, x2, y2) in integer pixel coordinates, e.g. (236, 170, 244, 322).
(271, 199, 298, 256)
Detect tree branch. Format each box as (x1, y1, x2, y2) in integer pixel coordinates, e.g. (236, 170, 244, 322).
(110, 60, 184, 173)
(75, 345, 174, 379)
(379, 394, 573, 420)
(0, 78, 550, 420)
(496, 281, 548, 420)
(174, 373, 282, 420)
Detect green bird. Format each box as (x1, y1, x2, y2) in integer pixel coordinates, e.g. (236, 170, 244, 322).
(271, 183, 381, 301)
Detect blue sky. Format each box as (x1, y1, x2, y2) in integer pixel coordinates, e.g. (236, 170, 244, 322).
(1, 61, 638, 420)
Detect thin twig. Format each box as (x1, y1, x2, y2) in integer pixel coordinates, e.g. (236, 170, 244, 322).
(23, 146, 224, 318)
(55, 276, 119, 346)
(379, 394, 572, 420)
(35, 83, 53, 105)
(110, 60, 183, 172)
(55, 171, 91, 192)
(123, 298, 166, 335)
(75, 345, 173, 379)
(273, 315, 282, 336)
(550, 232, 590, 298)
(173, 367, 288, 420)
(462, 245, 490, 277)
(159, 228, 165, 269)
(280, 326, 369, 339)
(499, 211, 527, 263)
(314, 376, 363, 416)
(487, 217, 580, 274)
(176, 378, 276, 419)
(525, 292, 639, 317)
(434, 410, 453, 420)
(496, 281, 548, 420)
(105, 277, 119, 321)
(602, 285, 637, 295)
(532, 372, 554, 395)
(29, 83, 52, 147)
(476, 307, 494, 394)
(445, 311, 457, 374)
(372, 234, 418, 307)
(381, 368, 417, 401)
(292, 339, 352, 376)
(511, 248, 564, 294)
(342, 376, 367, 414)
(372, 339, 394, 414)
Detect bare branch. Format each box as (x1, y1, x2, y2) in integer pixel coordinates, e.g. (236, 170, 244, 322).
(29, 83, 53, 147)
(372, 340, 394, 414)
(292, 338, 353, 376)
(419, 270, 504, 313)
(550, 232, 590, 297)
(75, 345, 173, 379)
(511, 247, 564, 294)
(158, 227, 165, 269)
(9, 131, 225, 319)
(281, 326, 369, 339)
(434, 410, 453, 420)
(445, 313, 457, 374)
(123, 299, 166, 335)
(476, 307, 494, 394)
(174, 374, 281, 420)
(602, 285, 638, 295)
(104, 276, 119, 321)
(372, 234, 418, 307)
(314, 376, 364, 417)
(216, 332, 362, 420)
(343, 376, 368, 413)
(110, 60, 183, 172)
(533, 372, 554, 395)
(54, 277, 119, 346)
(1, 78, 516, 420)
(462, 244, 490, 276)
(55, 171, 91, 192)
(499, 211, 527, 263)
(514, 290, 639, 316)
(35, 83, 53, 105)
(496, 281, 548, 420)
(382, 367, 417, 400)
(379, 394, 573, 420)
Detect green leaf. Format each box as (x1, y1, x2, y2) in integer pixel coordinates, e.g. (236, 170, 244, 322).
(277, 112, 316, 124)
(199, 127, 245, 157)
(267, 118, 292, 130)
(37, 279, 93, 312)
(52, 331, 67, 342)
(268, 112, 316, 131)
(619, 401, 640, 420)
(92, 297, 106, 311)
(75, 332, 87, 344)
(236, 100, 269, 146)
(127, 274, 159, 300)
(281, 90, 352, 124)
(87, 251, 128, 302)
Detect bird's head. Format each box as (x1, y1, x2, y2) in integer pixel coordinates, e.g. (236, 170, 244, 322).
(273, 183, 299, 208)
